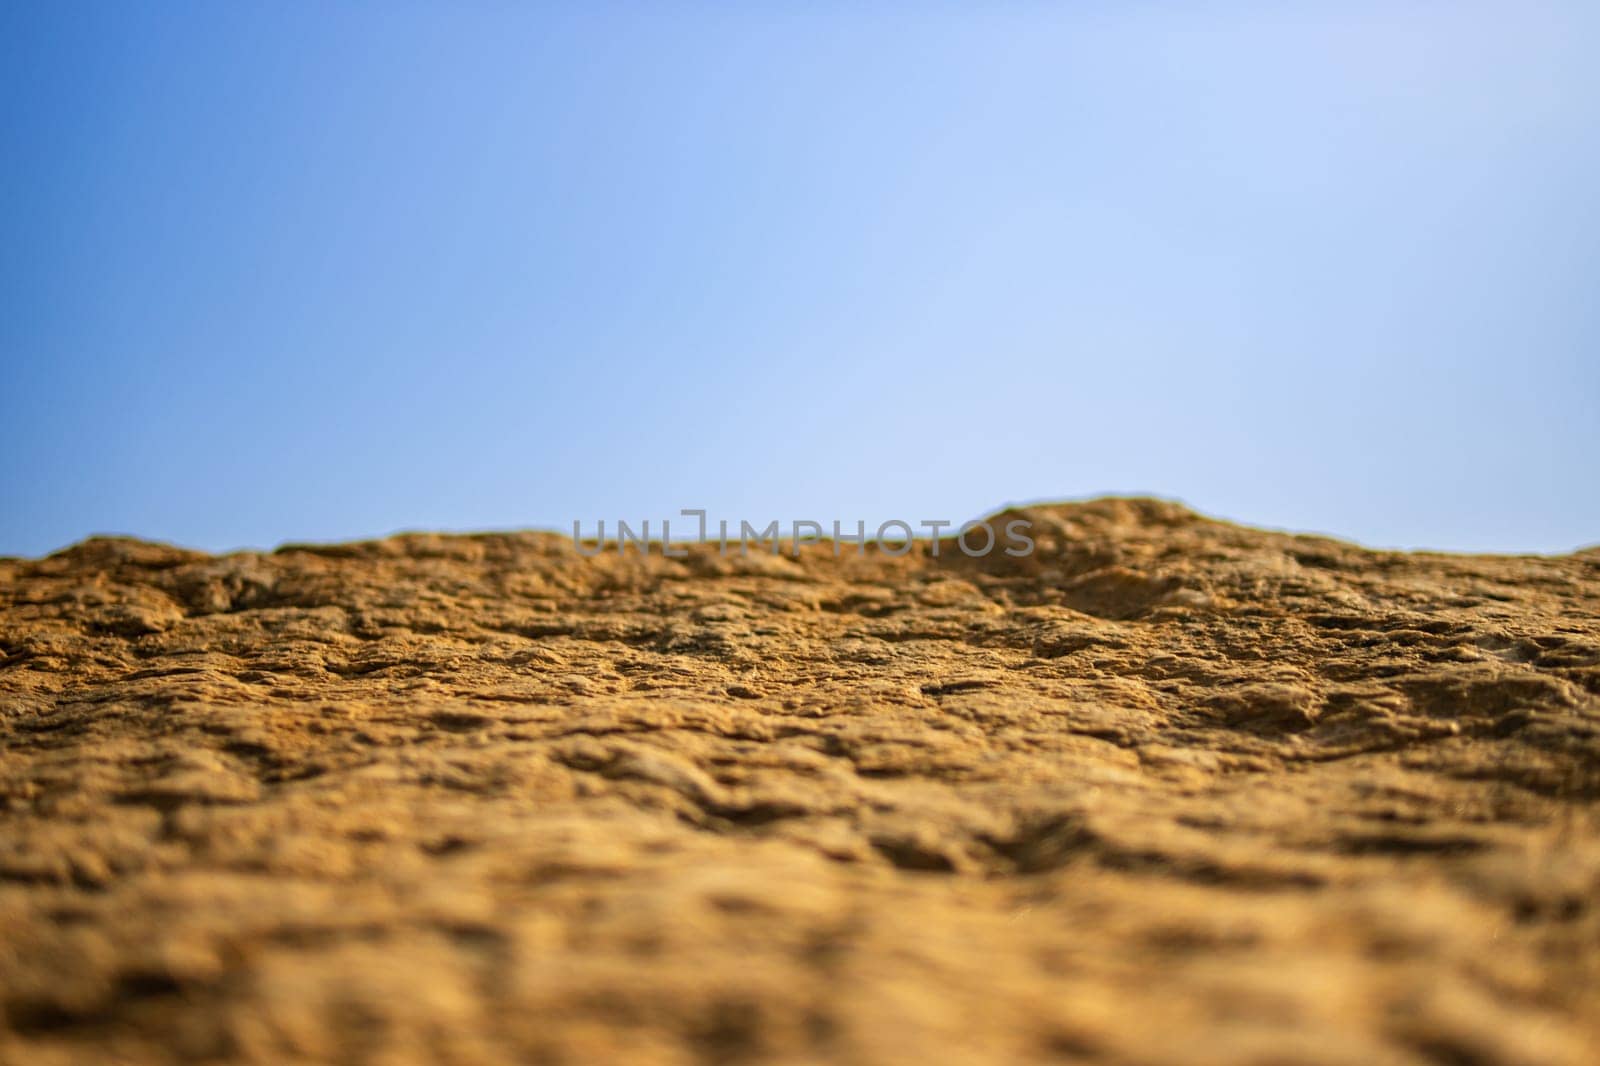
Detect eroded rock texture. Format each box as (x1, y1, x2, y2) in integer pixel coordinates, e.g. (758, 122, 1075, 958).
(3, 499, 1599, 1065)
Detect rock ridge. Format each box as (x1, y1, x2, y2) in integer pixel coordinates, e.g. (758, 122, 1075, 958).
(2, 498, 1598, 1064)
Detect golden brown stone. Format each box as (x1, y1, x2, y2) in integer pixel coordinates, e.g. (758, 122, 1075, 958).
(2, 499, 1598, 1064)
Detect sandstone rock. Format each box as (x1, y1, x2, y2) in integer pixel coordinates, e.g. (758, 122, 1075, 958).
(1, 499, 1598, 1064)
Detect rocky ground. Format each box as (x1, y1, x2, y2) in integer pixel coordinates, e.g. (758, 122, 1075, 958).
(2, 499, 1598, 1065)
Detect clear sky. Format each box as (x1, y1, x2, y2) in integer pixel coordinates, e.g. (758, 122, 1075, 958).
(3, 2, 1597, 558)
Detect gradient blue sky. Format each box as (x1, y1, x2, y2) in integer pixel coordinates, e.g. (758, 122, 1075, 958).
(3, 2, 1597, 557)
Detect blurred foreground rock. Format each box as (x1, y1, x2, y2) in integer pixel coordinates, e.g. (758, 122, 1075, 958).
(2, 499, 1599, 1064)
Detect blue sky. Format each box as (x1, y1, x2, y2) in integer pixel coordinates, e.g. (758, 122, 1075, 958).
(3, 2, 1597, 557)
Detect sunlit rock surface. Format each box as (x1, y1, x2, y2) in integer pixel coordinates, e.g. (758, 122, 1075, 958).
(3, 499, 1598, 1064)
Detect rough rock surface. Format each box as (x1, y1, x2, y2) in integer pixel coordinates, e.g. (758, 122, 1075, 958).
(2, 499, 1599, 1065)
